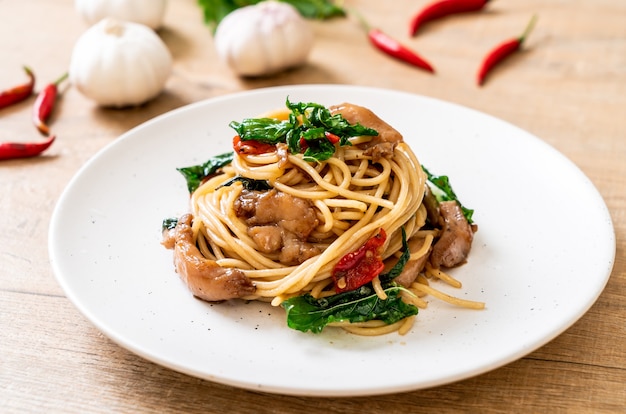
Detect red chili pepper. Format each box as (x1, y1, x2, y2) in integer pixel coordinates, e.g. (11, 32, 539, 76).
(232, 135, 276, 155)
(409, 0, 490, 36)
(325, 131, 341, 144)
(368, 29, 435, 73)
(299, 137, 308, 151)
(332, 228, 387, 293)
(32, 72, 68, 136)
(0, 66, 35, 109)
(0, 135, 55, 161)
(477, 15, 538, 86)
(353, 9, 435, 73)
(300, 131, 340, 150)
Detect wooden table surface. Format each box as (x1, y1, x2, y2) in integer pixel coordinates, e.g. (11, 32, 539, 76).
(2, 0, 625, 412)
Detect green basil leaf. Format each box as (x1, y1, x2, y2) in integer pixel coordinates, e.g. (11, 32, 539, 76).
(227, 97, 379, 163)
(161, 217, 178, 231)
(286, 97, 378, 139)
(281, 286, 418, 333)
(229, 118, 294, 143)
(198, 0, 345, 32)
(379, 227, 410, 284)
(301, 126, 326, 141)
(283, 0, 346, 19)
(422, 166, 474, 224)
(218, 176, 272, 191)
(286, 127, 303, 154)
(177, 151, 234, 193)
(302, 137, 335, 162)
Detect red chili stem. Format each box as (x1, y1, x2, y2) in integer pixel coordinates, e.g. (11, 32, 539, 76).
(33, 72, 68, 136)
(410, 0, 490, 36)
(0, 135, 55, 161)
(0, 66, 35, 109)
(477, 14, 538, 86)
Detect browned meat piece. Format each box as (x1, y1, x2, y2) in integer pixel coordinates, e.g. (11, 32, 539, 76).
(233, 190, 257, 217)
(430, 201, 475, 268)
(166, 214, 256, 302)
(329, 102, 403, 161)
(279, 234, 320, 265)
(364, 142, 396, 162)
(247, 190, 318, 238)
(388, 236, 431, 287)
(235, 189, 320, 265)
(236, 189, 318, 239)
(248, 225, 283, 253)
(161, 226, 176, 249)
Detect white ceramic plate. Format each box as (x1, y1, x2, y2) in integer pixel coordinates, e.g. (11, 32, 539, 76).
(49, 85, 615, 396)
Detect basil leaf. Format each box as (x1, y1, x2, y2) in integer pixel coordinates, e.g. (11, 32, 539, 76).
(281, 286, 418, 333)
(286, 98, 378, 140)
(196, 0, 243, 32)
(283, 0, 346, 19)
(198, 0, 345, 32)
(162, 217, 178, 231)
(422, 166, 474, 224)
(227, 97, 379, 163)
(379, 227, 410, 284)
(177, 151, 234, 193)
(286, 128, 303, 154)
(302, 138, 335, 162)
(229, 118, 294, 143)
(301, 126, 326, 141)
(218, 176, 272, 191)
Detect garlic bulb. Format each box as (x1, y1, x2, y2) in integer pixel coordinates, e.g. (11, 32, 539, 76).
(69, 18, 172, 107)
(214, 1, 314, 77)
(75, 0, 168, 30)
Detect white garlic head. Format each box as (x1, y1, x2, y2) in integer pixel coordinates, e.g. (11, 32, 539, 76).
(69, 18, 172, 107)
(214, 1, 315, 77)
(75, 0, 168, 30)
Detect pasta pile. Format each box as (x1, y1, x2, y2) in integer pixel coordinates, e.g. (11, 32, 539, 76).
(165, 102, 484, 336)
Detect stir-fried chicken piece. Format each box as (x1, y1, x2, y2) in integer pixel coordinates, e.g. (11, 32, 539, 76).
(386, 236, 431, 288)
(329, 103, 403, 162)
(235, 189, 320, 265)
(162, 214, 256, 302)
(248, 225, 283, 253)
(430, 201, 475, 268)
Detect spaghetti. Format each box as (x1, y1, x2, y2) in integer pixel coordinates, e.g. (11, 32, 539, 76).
(162, 98, 483, 336)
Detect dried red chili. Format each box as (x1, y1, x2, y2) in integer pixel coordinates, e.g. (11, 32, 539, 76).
(332, 228, 387, 293)
(0, 66, 35, 109)
(409, 0, 490, 36)
(324, 131, 341, 144)
(0, 135, 55, 161)
(232, 135, 276, 155)
(353, 9, 435, 73)
(33, 72, 68, 136)
(477, 15, 538, 86)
